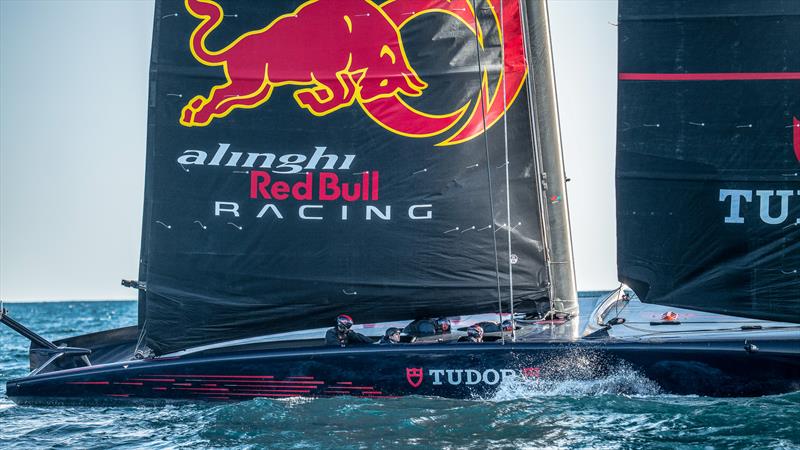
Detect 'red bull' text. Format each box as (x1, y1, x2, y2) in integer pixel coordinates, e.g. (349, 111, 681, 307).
(250, 171, 379, 202)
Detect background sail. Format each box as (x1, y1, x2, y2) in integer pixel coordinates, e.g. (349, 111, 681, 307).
(141, 0, 549, 354)
(616, 0, 800, 322)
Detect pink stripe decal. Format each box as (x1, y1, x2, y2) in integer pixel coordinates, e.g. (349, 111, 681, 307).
(227, 393, 297, 398)
(152, 374, 274, 379)
(114, 382, 144, 386)
(235, 389, 312, 394)
(213, 380, 323, 385)
(326, 386, 374, 390)
(619, 72, 800, 81)
(222, 383, 319, 389)
(175, 387, 229, 392)
(793, 116, 800, 162)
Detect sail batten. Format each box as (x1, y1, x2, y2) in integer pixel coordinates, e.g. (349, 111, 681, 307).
(616, 0, 800, 323)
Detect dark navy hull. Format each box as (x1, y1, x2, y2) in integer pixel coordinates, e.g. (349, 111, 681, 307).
(7, 337, 800, 405)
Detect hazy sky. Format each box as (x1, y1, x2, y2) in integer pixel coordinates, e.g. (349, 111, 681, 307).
(0, 0, 618, 301)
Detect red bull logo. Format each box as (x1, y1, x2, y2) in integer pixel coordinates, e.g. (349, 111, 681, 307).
(180, 0, 527, 145)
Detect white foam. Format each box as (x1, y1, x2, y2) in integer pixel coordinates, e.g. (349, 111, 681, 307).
(489, 366, 661, 401)
(488, 349, 662, 401)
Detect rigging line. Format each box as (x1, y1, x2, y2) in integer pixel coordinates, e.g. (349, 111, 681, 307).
(499, 0, 515, 341)
(470, 0, 504, 345)
(134, 319, 148, 357)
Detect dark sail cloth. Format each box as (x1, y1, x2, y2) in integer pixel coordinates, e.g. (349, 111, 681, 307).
(616, 0, 800, 323)
(324, 328, 373, 347)
(140, 0, 550, 354)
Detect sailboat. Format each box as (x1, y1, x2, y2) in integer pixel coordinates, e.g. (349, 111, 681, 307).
(2, 0, 798, 405)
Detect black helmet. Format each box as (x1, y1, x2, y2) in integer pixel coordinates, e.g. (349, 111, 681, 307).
(435, 317, 451, 334)
(467, 324, 483, 339)
(501, 320, 514, 332)
(385, 327, 402, 342)
(336, 314, 354, 332)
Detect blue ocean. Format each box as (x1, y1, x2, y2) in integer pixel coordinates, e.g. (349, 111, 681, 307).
(1, 298, 799, 449)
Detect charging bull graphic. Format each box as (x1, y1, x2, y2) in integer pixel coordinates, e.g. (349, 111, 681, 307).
(180, 0, 528, 146)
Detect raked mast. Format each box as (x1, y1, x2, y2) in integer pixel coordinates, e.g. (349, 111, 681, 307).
(520, 0, 579, 316)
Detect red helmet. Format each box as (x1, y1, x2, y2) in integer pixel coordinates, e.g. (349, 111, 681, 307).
(336, 314, 354, 331)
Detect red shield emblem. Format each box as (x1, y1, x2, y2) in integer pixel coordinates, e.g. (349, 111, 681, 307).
(521, 367, 541, 379)
(406, 367, 423, 388)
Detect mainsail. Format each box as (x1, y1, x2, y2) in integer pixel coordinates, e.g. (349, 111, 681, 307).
(616, 0, 800, 322)
(140, 0, 554, 354)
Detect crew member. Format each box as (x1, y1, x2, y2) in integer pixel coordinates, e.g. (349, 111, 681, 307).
(434, 317, 451, 334)
(378, 327, 402, 344)
(458, 324, 483, 343)
(325, 314, 373, 347)
(404, 317, 452, 337)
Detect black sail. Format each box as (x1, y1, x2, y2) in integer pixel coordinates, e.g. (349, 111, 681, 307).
(141, 0, 550, 354)
(617, 0, 800, 323)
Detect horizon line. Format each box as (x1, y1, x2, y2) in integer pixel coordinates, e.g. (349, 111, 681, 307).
(2, 298, 137, 304)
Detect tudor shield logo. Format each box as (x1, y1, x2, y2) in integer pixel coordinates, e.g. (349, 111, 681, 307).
(406, 367, 423, 388)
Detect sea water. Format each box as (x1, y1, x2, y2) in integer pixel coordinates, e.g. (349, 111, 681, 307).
(1, 297, 799, 449)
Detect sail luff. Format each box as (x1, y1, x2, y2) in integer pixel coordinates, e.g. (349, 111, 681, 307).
(137, 0, 164, 328)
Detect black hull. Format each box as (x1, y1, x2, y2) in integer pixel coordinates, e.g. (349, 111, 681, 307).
(7, 338, 800, 405)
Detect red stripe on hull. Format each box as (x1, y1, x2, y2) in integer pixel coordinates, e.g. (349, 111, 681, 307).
(131, 378, 176, 382)
(619, 72, 800, 81)
(151, 374, 274, 379)
(174, 387, 229, 392)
